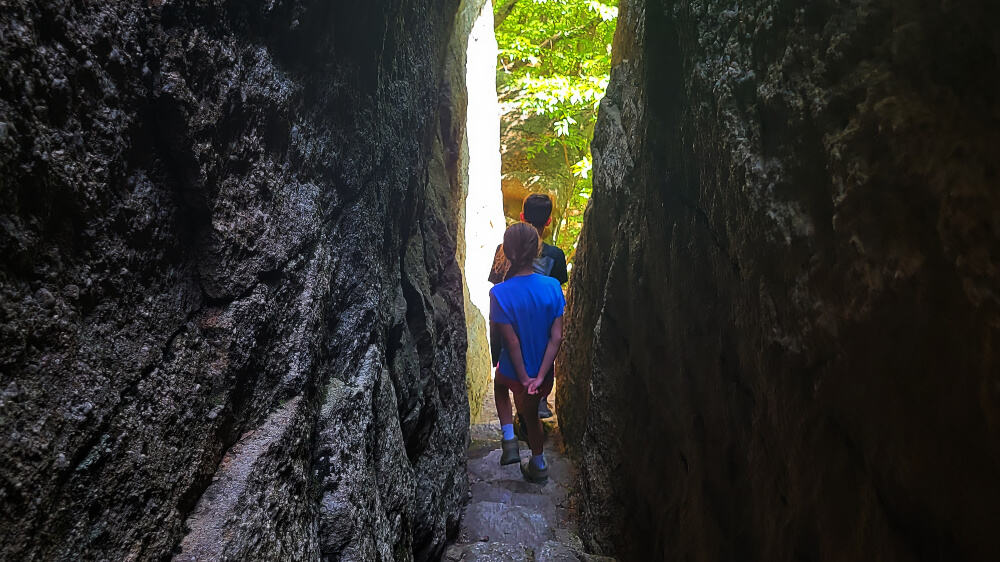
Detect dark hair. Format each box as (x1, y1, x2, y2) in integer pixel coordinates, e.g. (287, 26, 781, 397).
(502, 223, 540, 272)
(522, 193, 553, 230)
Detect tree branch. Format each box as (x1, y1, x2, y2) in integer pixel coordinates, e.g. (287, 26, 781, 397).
(499, 21, 600, 73)
(494, 0, 519, 30)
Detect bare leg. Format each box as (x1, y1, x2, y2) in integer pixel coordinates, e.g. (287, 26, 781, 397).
(512, 391, 544, 455)
(494, 378, 514, 426)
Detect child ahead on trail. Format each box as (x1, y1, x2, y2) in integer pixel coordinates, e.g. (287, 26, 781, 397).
(488, 194, 568, 286)
(488, 194, 567, 419)
(489, 223, 565, 484)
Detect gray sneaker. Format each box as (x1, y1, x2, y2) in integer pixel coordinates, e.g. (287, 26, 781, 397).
(500, 438, 519, 465)
(520, 458, 549, 484)
(538, 400, 553, 419)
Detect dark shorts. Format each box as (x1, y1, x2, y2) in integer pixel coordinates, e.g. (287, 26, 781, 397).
(495, 372, 553, 397)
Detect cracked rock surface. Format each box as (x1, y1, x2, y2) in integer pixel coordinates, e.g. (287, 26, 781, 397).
(444, 414, 614, 561)
(558, 1, 1000, 561)
(0, 0, 481, 559)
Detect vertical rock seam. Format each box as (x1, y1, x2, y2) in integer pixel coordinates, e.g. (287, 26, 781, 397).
(0, 0, 478, 560)
(460, 0, 505, 424)
(559, 0, 1000, 560)
(451, 0, 500, 424)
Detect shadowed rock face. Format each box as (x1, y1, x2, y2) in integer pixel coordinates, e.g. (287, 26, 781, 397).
(0, 0, 478, 559)
(558, 1, 1000, 560)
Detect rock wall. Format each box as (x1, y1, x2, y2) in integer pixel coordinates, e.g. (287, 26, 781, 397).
(558, 1, 1000, 560)
(0, 0, 478, 559)
(458, 0, 504, 423)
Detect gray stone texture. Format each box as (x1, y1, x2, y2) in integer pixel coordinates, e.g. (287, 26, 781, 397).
(444, 417, 614, 561)
(0, 0, 481, 559)
(558, 0, 1000, 560)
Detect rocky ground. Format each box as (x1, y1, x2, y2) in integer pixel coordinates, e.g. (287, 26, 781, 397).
(444, 390, 614, 561)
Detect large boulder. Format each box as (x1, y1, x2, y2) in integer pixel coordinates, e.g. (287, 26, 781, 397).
(0, 0, 481, 559)
(559, 1, 1000, 560)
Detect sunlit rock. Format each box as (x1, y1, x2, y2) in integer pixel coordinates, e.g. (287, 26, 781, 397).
(461, 0, 505, 422)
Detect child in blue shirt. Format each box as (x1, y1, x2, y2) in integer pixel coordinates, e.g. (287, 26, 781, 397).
(488, 194, 567, 419)
(489, 223, 565, 483)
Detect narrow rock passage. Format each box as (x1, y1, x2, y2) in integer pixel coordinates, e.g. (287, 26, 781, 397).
(444, 392, 614, 561)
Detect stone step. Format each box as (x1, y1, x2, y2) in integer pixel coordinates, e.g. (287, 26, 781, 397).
(442, 541, 532, 561)
(443, 538, 617, 561)
(537, 540, 618, 562)
(459, 500, 552, 547)
(456, 407, 616, 560)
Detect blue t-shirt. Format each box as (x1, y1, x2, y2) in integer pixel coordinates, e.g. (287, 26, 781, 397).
(489, 274, 566, 382)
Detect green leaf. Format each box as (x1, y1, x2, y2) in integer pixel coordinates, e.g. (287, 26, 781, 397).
(496, 0, 617, 265)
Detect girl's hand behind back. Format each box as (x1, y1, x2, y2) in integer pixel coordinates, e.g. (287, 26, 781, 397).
(526, 377, 543, 394)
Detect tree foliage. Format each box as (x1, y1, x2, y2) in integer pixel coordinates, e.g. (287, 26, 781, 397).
(495, 0, 617, 263)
